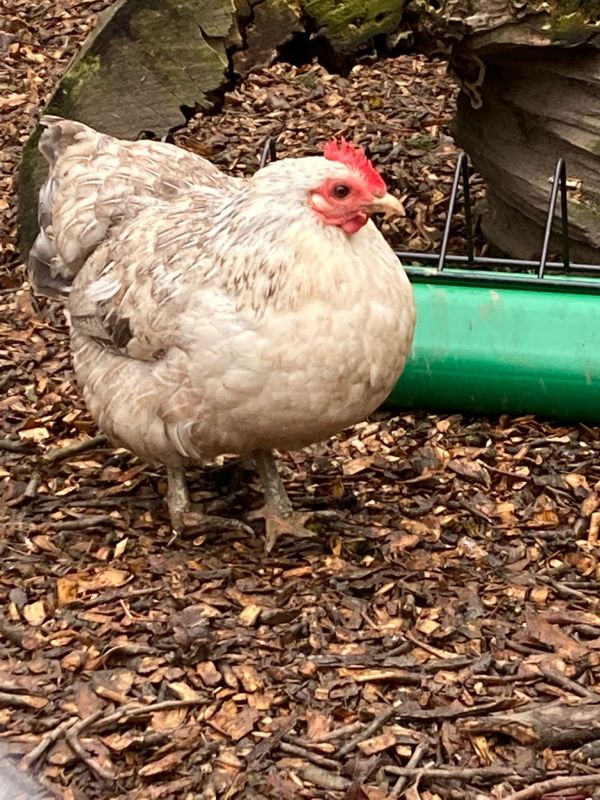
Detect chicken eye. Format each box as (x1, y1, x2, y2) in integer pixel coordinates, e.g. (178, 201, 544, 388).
(332, 184, 351, 199)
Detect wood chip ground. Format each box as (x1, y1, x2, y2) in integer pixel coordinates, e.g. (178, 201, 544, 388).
(1, 2, 600, 799)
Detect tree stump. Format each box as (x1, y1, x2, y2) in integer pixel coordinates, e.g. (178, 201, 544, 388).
(443, 2, 600, 263)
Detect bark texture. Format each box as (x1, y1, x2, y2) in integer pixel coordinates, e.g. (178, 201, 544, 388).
(441, 1, 600, 263)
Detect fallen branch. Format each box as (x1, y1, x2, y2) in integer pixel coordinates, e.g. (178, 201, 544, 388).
(539, 666, 600, 701)
(459, 701, 600, 749)
(23, 470, 41, 498)
(21, 718, 77, 770)
(503, 772, 600, 800)
(390, 740, 429, 798)
(312, 721, 363, 743)
(92, 697, 209, 731)
(334, 708, 394, 758)
(395, 698, 519, 723)
(298, 764, 350, 791)
(280, 740, 339, 770)
(65, 709, 116, 781)
(52, 514, 115, 531)
(385, 765, 517, 781)
(44, 434, 108, 463)
(0, 437, 37, 454)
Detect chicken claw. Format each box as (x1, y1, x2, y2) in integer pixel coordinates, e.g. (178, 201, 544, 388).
(252, 449, 320, 553)
(262, 510, 317, 555)
(166, 467, 254, 542)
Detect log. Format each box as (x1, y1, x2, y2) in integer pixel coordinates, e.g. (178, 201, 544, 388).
(458, 701, 600, 750)
(18, 0, 412, 256)
(439, 1, 600, 263)
(19, 0, 241, 256)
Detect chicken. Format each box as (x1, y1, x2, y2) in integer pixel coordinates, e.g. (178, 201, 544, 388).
(29, 116, 416, 550)
(0, 756, 48, 799)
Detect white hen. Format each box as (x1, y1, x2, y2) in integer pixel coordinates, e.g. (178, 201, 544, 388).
(29, 117, 416, 549)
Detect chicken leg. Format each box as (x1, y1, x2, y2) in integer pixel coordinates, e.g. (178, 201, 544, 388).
(252, 449, 316, 553)
(166, 467, 254, 539)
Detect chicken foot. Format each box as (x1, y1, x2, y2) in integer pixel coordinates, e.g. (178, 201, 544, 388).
(252, 449, 319, 553)
(166, 467, 254, 540)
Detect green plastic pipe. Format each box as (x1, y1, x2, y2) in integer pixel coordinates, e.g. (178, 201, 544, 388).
(388, 271, 600, 423)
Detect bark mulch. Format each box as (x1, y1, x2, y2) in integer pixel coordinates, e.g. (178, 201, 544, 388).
(2, 3, 600, 799)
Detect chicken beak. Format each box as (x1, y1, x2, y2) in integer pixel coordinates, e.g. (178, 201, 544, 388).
(367, 193, 404, 216)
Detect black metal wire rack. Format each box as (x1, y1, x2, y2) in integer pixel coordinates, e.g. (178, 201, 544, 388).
(259, 139, 600, 290)
(397, 153, 600, 291)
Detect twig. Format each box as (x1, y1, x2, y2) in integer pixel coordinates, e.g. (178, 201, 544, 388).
(385, 765, 517, 781)
(0, 691, 46, 709)
(298, 764, 350, 791)
(486, 464, 532, 481)
(92, 697, 208, 731)
(21, 718, 77, 769)
(24, 470, 41, 499)
(52, 514, 115, 531)
(394, 698, 518, 723)
(0, 438, 37, 454)
(538, 576, 598, 607)
(44, 434, 108, 463)
(334, 709, 394, 758)
(471, 674, 540, 686)
(503, 772, 600, 800)
(280, 740, 339, 769)
(539, 666, 600, 701)
(62, 702, 205, 781)
(312, 721, 363, 743)
(66, 709, 116, 781)
(74, 586, 158, 610)
(405, 630, 455, 659)
(390, 740, 429, 797)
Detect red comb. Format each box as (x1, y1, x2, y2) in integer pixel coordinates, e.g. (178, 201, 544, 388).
(323, 138, 387, 194)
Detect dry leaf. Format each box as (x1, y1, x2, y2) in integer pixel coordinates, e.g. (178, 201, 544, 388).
(168, 681, 202, 701)
(582, 492, 600, 517)
(357, 732, 396, 755)
(525, 612, 588, 660)
(150, 707, 187, 732)
(138, 750, 189, 777)
(197, 661, 222, 687)
(23, 600, 46, 626)
(239, 604, 262, 626)
(343, 456, 374, 476)
(57, 578, 78, 607)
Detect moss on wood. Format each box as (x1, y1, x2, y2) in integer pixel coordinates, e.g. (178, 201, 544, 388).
(303, 0, 407, 50)
(19, 0, 237, 257)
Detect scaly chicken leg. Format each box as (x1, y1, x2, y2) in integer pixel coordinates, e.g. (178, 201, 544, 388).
(166, 467, 253, 538)
(252, 449, 316, 553)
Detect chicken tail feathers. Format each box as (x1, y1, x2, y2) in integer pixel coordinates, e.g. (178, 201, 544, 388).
(29, 116, 105, 298)
(27, 115, 243, 299)
(38, 115, 92, 165)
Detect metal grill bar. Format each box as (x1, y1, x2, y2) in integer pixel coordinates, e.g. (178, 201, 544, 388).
(397, 253, 600, 274)
(437, 153, 474, 271)
(400, 151, 600, 286)
(538, 158, 570, 277)
(259, 137, 277, 169)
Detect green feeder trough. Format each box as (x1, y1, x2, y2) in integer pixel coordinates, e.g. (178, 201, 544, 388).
(388, 155, 600, 424)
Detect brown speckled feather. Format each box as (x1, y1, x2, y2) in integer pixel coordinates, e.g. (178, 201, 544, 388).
(29, 116, 243, 297)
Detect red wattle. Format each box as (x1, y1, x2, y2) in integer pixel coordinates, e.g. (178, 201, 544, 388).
(340, 213, 368, 234)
